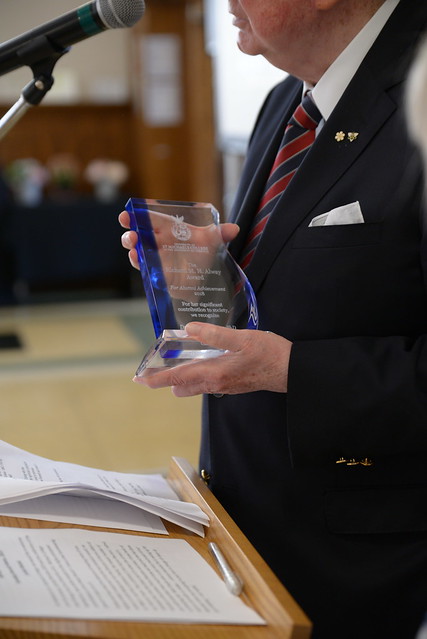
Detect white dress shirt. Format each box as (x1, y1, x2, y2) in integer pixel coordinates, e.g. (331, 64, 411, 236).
(305, 0, 400, 125)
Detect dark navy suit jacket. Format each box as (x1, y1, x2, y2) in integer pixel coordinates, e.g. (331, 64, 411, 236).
(200, 2, 427, 638)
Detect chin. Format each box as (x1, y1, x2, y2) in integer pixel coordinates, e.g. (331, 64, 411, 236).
(237, 43, 258, 56)
(236, 34, 262, 57)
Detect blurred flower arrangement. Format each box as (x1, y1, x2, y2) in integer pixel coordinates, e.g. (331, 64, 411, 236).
(46, 153, 80, 193)
(84, 159, 129, 202)
(4, 158, 49, 206)
(4, 155, 129, 205)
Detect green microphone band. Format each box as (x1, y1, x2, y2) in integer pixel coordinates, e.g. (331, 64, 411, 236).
(77, 4, 103, 36)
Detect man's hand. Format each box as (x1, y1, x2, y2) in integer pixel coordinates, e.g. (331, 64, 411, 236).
(134, 322, 292, 396)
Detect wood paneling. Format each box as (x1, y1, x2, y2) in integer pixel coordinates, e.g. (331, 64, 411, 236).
(0, 103, 138, 194)
(0, 0, 221, 209)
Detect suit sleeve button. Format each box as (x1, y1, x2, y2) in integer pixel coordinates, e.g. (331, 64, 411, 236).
(201, 469, 211, 483)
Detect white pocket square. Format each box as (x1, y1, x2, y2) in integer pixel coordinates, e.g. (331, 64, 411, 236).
(308, 201, 364, 227)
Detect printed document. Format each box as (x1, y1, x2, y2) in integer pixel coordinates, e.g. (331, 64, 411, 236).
(0, 528, 265, 625)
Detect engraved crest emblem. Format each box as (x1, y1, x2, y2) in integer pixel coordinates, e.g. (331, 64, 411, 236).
(171, 215, 192, 241)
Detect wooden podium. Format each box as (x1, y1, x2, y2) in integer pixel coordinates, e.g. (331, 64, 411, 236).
(0, 458, 312, 639)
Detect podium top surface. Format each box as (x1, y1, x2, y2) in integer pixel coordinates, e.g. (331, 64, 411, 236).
(0, 457, 311, 639)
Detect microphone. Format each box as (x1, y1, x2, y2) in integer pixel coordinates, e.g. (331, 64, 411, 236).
(0, 0, 146, 77)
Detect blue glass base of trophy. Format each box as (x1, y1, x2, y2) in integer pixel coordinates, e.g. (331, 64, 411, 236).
(135, 329, 226, 377)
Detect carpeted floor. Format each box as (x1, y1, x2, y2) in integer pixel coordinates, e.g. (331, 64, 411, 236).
(0, 299, 201, 473)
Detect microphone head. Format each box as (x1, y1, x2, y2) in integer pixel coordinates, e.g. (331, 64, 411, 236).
(96, 0, 146, 29)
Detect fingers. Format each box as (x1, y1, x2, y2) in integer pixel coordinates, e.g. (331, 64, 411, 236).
(132, 325, 239, 392)
(134, 336, 290, 396)
(128, 248, 140, 270)
(135, 355, 230, 396)
(220, 223, 240, 244)
(120, 228, 139, 270)
(133, 324, 291, 396)
(121, 230, 138, 250)
(185, 322, 248, 352)
(118, 210, 130, 229)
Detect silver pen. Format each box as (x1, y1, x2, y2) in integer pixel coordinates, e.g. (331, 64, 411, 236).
(208, 541, 243, 596)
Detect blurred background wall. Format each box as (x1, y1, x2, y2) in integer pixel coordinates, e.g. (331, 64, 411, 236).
(0, 0, 284, 304)
(0, 0, 284, 470)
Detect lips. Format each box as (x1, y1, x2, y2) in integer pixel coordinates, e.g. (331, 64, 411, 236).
(231, 15, 248, 28)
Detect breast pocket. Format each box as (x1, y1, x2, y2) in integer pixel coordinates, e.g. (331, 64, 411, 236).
(281, 221, 388, 336)
(292, 222, 382, 249)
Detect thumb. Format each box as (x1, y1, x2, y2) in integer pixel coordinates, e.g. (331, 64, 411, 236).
(220, 223, 240, 244)
(185, 322, 243, 352)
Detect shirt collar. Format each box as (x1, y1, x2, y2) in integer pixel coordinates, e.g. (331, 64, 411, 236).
(305, 0, 400, 121)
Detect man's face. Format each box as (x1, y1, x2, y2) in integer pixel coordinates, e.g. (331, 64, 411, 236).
(228, 0, 314, 73)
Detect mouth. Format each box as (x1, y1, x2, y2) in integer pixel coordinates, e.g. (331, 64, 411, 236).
(231, 15, 248, 29)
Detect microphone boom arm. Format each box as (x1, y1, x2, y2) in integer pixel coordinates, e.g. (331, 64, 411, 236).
(0, 35, 69, 141)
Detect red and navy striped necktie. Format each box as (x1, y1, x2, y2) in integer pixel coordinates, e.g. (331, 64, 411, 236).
(240, 92, 322, 271)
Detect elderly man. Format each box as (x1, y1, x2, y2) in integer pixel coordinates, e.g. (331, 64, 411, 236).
(120, 1, 427, 637)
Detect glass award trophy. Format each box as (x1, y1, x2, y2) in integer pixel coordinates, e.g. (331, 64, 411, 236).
(125, 198, 258, 376)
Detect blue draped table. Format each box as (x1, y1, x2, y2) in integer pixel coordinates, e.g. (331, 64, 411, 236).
(12, 195, 133, 302)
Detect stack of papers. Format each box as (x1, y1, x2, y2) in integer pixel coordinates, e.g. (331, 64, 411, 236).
(0, 441, 209, 535)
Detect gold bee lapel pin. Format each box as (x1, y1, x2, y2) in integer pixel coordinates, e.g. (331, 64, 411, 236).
(347, 132, 359, 142)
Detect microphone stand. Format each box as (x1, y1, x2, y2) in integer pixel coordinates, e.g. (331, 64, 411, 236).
(0, 34, 69, 140)
(0, 37, 69, 338)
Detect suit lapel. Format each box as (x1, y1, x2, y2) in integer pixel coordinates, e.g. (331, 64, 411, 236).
(245, 71, 397, 290)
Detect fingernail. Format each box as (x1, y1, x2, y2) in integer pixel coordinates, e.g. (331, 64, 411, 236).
(185, 322, 200, 334)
